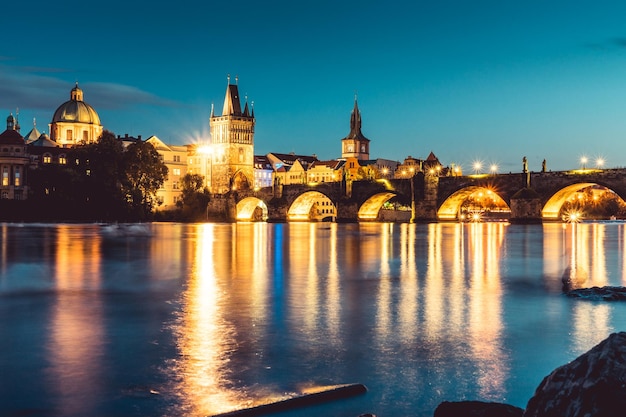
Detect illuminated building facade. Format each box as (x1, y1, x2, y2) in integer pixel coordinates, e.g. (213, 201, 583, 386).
(0, 114, 29, 199)
(209, 77, 255, 194)
(146, 135, 188, 209)
(49, 83, 103, 146)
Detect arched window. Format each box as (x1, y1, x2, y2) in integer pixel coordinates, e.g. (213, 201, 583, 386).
(43, 153, 52, 164)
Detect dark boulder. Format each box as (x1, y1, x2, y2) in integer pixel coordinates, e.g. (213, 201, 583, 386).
(565, 286, 626, 301)
(524, 332, 626, 417)
(434, 401, 523, 417)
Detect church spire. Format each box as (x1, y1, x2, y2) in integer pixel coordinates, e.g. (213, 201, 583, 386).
(349, 96, 362, 137)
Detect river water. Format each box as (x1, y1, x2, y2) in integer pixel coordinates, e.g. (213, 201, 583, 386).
(1, 221, 625, 417)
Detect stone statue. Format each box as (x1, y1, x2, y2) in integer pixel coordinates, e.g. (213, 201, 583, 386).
(523, 156, 528, 173)
(542, 159, 546, 173)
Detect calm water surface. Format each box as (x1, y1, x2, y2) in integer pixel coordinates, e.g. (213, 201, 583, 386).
(1, 222, 626, 417)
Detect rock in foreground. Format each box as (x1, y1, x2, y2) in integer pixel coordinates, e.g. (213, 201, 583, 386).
(434, 401, 523, 417)
(524, 331, 626, 417)
(565, 286, 626, 301)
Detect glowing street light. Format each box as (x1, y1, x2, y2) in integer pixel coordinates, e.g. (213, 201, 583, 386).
(490, 164, 498, 174)
(473, 161, 482, 174)
(596, 157, 605, 169)
(580, 156, 588, 170)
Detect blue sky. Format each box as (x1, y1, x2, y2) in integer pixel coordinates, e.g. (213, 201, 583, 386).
(3, 0, 626, 172)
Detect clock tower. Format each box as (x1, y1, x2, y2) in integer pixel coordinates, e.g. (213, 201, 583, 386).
(341, 97, 370, 160)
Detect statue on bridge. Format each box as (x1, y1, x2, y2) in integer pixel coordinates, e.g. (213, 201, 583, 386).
(542, 159, 547, 173)
(522, 156, 528, 174)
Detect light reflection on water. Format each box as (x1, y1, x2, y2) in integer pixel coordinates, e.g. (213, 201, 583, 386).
(1, 222, 626, 417)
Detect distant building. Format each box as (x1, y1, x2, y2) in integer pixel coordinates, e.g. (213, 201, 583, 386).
(267, 152, 318, 185)
(23, 118, 42, 144)
(0, 114, 29, 200)
(341, 97, 370, 160)
(253, 155, 273, 188)
(209, 77, 255, 194)
(50, 83, 103, 146)
(146, 136, 187, 210)
(307, 159, 345, 183)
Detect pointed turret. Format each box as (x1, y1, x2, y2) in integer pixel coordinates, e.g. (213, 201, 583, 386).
(222, 84, 242, 116)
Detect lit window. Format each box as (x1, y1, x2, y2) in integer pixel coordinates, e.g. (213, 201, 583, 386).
(14, 170, 20, 186)
(173, 168, 181, 176)
(43, 154, 52, 164)
(59, 155, 67, 165)
(2, 167, 8, 186)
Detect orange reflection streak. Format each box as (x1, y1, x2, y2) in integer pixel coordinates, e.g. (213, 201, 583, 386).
(424, 223, 444, 340)
(467, 223, 507, 400)
(304, 223, 320, 333)
(174, 223, 242, 415)
(47, 225, 104, 416)
(590, 224, 607, 287)
(326, 223, 341, 343)
(375, 223, 392, 342)
(398, 224, 418, 343)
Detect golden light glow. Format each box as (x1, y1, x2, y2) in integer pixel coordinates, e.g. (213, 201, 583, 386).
(473, 161, 483, 173)
(48, 225, 104, 416)
(358, 192, 398, 220)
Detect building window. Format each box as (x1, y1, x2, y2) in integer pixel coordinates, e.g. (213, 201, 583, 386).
(14, 169, 20, 186)
(83, 131, 89, 141)
(173, 155, 181, 162)
(173, 168, 181, 176)
(66, 130, 73, 140)
(188, 158, 193, 164)
(14, 190, 22, 200)
(173, 181, 179, 190)
(43, 154, 52, 164)
(2, 167, 8, 186)
(59, 155, 67, 165)
(1, 191, 8, 199)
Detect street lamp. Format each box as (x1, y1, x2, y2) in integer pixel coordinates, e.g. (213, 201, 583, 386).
(473, 161, 482, 174)
(490, 164, 498, 174)
(596, 157, 605, 169)
(580, 156, 588, 170)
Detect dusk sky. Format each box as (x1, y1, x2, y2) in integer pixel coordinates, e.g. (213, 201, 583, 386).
(3, 1, 626, 172)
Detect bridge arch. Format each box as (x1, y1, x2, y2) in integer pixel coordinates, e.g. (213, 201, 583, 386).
(541, 182, 623, 220)
(438, 186, 510, 221)
(236, 197, 268, 221)
(287, 191, 336, 221)
(358, 192, 398, 221)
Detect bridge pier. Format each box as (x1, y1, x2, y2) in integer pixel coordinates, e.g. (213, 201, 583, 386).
(509, 188, 542, 223)
(412, 173, 438, 222)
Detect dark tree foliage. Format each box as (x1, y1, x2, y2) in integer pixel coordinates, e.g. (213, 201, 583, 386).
(122, 140, 169, 219)
(177, 173, 211, 221)
(26, 130, 168, 222)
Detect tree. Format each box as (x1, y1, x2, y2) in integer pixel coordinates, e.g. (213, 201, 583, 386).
(122, 140, 168, 220)
(178, 173, 211, 221)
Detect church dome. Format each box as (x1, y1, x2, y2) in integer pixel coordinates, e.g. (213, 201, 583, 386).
(51, 83, 101, 125)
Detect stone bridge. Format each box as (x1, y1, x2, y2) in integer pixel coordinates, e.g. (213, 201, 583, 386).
(206, 168, 626, 222)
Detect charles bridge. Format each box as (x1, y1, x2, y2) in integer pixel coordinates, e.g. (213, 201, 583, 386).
(206, 168, 626, 222)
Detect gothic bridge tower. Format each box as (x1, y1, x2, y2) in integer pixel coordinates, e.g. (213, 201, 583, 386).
(209, 76, 255, 194)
